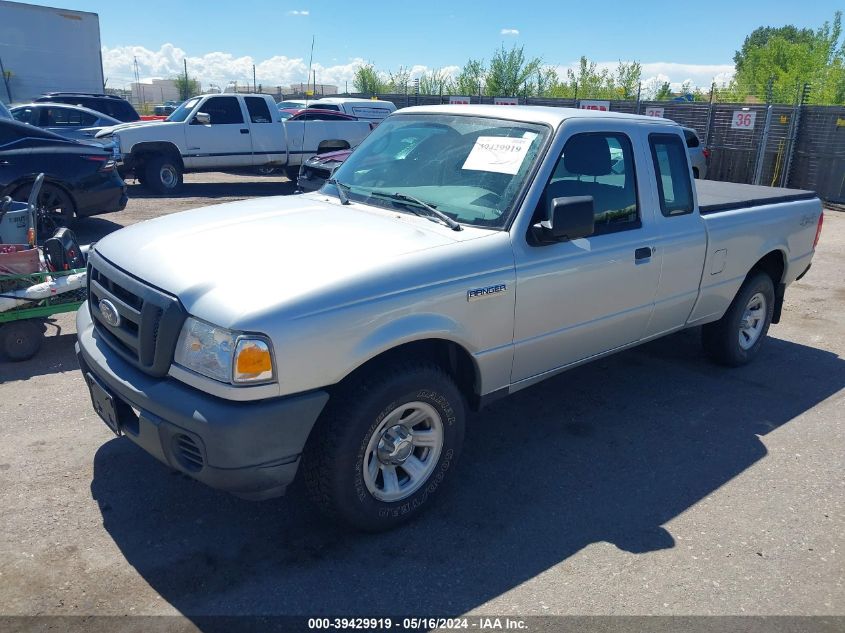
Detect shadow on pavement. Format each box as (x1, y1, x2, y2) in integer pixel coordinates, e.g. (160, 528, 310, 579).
(72, 216, 126, 245)
(89, 330, 844, 619)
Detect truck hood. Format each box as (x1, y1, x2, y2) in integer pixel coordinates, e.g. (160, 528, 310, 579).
(93, 194, 489, 328)
(95, 119, 174, 138)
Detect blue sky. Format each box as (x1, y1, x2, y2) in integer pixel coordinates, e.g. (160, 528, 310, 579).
(23, 0, 845, 91)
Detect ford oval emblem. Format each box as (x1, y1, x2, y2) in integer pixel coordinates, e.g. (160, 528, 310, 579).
(99, 299, 121, 328)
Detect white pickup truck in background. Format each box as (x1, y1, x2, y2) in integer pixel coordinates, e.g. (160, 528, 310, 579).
(95, 93, 372, 193)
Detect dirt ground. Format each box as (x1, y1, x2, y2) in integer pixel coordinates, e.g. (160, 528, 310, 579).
(0, 172, 842, 628)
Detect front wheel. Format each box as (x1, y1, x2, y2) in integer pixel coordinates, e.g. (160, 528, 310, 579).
(302, 362, 466, 531)
(143, 154, 183, 194)
(702, 272, 775, 366)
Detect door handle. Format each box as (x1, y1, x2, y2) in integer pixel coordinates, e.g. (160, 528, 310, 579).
(240, 128, 250, 134)
(635, 247, 653, 261)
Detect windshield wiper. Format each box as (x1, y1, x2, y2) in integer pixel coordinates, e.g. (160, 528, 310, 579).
(326, 178, 350, 205)
(370, 190, 462, 231)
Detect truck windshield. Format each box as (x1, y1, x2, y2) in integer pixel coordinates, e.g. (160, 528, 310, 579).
(166, 97, 201, 123)
(329, 114, 549, 229)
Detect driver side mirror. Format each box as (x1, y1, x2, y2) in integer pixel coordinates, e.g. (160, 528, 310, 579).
(192, 112, 210, 125)
(533, 195, 595, 243)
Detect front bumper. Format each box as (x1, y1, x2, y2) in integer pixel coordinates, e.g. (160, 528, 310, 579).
(75, 303, 329, 500)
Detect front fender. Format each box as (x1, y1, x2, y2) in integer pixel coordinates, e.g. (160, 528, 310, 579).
(352, 312, 477, 365)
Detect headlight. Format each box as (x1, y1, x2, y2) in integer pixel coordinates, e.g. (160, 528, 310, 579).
(173, 317, 275, 385)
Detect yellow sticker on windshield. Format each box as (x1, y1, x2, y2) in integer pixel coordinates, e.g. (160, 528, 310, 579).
(462, 136, 531, 175)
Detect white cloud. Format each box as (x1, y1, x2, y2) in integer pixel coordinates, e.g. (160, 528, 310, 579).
(500, 29, 520, 36)
(101, 44, 735, 97)
(102, 43, 368, 90)
(287, 10, 309, 15)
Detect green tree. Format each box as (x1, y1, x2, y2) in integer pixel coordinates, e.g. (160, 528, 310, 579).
(352, 63, 387, 95)
(387, 66, 411, 94)
(615, 61, 642, 99)
(171, 74, 200, 101)
(485, 45, 542, 97)
(419, 68, 453, 95)
(731, 11, 845, 104)
(452, 58, 485, 96)
(567, 57, 616, 99)
(654, 81, 673, 100)
(734, 25, 817, 73)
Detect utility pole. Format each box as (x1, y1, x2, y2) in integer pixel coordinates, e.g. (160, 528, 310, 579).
(253, 64, 256, 93)
(183, 58, 189, 99)
(133, 56, 145, 105)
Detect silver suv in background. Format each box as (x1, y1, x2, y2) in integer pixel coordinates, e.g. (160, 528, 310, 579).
(683, 127, 709, 178)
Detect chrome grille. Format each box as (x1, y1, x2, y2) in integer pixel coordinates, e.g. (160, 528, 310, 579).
(87, 251, 185, 377)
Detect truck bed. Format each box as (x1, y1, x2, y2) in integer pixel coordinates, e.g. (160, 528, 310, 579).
(696, 180, 817, 215)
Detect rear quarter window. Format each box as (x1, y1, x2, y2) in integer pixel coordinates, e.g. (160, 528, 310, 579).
(649, 133, 694, 216)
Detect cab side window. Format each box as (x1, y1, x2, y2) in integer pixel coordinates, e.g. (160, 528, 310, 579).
(649, 133, 694, 216)
(245, 97, 272, 123)
(202, 97, 244, 125)
(541, 132, 640, 235)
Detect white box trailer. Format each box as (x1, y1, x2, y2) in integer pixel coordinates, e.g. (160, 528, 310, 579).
(0, 0, 104, 104)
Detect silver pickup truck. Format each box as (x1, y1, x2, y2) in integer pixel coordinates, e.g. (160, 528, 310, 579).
(76, 105, 824, 530)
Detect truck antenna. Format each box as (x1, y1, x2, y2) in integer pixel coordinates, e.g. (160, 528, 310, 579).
(297, 35, 316, 184)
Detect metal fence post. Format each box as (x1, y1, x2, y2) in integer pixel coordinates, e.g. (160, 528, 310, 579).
(781, 83, 810, 188)
(752, 105, 774, 185)
(703, 82, 715, 147)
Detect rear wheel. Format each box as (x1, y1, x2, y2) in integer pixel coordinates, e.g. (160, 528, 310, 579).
(0, 320, 44, 361)
(302, 362, 466, 531)
(143, 154, 183, 194)
(702, 272, 775, 366)
(12, 182, 74, 238)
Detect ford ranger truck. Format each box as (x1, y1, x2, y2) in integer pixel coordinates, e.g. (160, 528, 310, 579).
(94, 93, 372, 193)
(76, 105, 823, 531)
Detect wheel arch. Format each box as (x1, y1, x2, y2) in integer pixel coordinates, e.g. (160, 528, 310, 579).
(129, 141, 185, 172)
(748, 249, 787, 323)
(337, 337, 482, 410)
(7, 177, 78, 216)
(317, 139, 350, 153)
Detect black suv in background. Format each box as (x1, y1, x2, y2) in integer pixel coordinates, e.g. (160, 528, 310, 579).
(35, 93, 140, 122)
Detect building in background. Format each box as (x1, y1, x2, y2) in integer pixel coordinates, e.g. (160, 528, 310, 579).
(0, 0, 104, 104)
(130, 79, 181, 105)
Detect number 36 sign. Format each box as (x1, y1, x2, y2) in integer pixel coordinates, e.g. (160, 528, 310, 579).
(731, 110, 757, 130)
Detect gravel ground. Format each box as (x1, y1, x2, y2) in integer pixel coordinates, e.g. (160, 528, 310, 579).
(0, 172, 842, 627)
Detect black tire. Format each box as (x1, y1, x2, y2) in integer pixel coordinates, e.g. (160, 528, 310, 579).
(283, 166, 300, 182)
(1, 320, 44, 362)
(256, 165, 278, 176)
(302, 362, 466, 531)
(702, 272, 775, 366)
(143, 154, 183, 194)
(12, 182, 74, 238)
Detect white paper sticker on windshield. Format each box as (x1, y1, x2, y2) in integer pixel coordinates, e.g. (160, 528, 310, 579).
(462, 136, 531, 175)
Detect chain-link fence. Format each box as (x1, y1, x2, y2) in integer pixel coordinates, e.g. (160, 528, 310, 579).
(296, 90, 844, 203)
